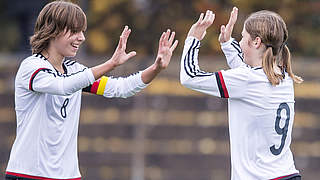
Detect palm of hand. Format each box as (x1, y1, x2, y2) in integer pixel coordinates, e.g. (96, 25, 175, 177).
(157, 42, 172, 69)
(110, 26, 136, 67)
(188, 10, 215, 40)
(218, 7, 238, 43)
(155, 30, 178, 70)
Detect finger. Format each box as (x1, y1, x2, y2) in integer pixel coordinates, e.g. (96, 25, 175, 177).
(121, 25, 128, 37)
(168, 31, 175, 45)
(221, 25, 226, 34)
(197, 13, 204, 24)
(226, 7, 238, 30)
(117, 35, 123, 49)
(122, 28, 131, 48)
(164, 29, 171, 46)
(218, 25, 225, 42)
(170, 40, 179, 52)
(202, 10, 211, 24)
(159, 32, 165, 47)
(210, 12, 215, 24)
(127, 51, 137, 59)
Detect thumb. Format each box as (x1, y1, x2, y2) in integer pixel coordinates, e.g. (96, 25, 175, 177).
(221, 25, 226, 34)
(127, 51, 137, 59)
(219, 25, 226, 42)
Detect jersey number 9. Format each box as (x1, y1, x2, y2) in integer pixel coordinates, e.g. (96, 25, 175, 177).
(270, 103, 290, 156)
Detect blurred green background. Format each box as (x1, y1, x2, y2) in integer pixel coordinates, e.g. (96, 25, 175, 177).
(0, 0, 319, 180)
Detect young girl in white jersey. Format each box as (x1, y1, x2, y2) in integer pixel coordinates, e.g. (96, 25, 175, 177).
(5, 1, 178, 179)
(180, 7, 302, 180)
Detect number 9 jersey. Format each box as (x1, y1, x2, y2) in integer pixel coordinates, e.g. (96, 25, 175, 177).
(180, 36, 299, 180)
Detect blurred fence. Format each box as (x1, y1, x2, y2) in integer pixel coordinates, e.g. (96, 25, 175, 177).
(0, 55, 319, 180)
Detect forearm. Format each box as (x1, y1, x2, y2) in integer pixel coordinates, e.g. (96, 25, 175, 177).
(141, 63, 162, 84)
(90, 60, 116, 80)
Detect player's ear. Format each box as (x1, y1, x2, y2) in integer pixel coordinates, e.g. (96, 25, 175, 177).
(253, 36, 262, 49)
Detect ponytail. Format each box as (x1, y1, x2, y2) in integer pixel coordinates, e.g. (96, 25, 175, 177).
(281, 45, 303, 84)
(262, 45, 303, 86)
(262, 47, 283, 86)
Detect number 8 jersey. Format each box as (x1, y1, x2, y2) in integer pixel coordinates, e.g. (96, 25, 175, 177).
(6, 54, 147, 179)
(180, 37, 299, 180)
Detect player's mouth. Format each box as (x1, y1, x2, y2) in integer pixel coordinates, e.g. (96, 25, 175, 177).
(71, 43, 80, 50)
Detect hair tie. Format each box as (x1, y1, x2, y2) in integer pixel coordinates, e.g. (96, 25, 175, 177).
(280, 42, 287, 49)
(266, 44, 273, 49)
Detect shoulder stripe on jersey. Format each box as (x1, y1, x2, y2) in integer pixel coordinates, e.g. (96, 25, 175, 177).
(56, 68, 87, 78)
(62, 63, 68, 74)
(29, 68, 54, 91)
(215, 71, 229, 98)
(184, 39, 214, 78)
(237, 54, 244, 62)
(231, 41, 241, 53)
(66, 61, 77, 66)
(253, 67, 262, 70)
(64, 60, 77, 66)
(6, 171, 81, 180)
(230, 41, 244, 62)
(35, 53, 48, 61)
(82, 76, 108, 95)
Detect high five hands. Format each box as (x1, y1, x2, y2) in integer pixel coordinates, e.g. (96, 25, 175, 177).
(109, 7, 237, 71)
(187, 7, 238, 42)
(110, 26, 178, 71)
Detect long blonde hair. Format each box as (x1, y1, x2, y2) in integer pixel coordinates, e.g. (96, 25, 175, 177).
(30, 1, 87, 54)
(244, 10, 303, 86)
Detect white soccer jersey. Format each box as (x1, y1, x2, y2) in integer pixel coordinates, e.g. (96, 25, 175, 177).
(6, 54, 147, 179)
(180, 37, 299, 180)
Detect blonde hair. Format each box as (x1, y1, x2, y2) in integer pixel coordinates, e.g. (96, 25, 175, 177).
(30, 0, 87, 54)
(244, 10, 303, 86)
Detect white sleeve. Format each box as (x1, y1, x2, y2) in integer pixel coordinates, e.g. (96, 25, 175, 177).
(23, 60, 95, 96)
(180, 36, 248, 98)
(83, 71, 148, 98)
(221, 38, 246, 69)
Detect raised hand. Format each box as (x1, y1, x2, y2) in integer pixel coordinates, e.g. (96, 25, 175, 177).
(109, 26, 137, 67)
(187, 10, 215, 40)
(154, 29, 178, 70)
(218, 7, 238, 43)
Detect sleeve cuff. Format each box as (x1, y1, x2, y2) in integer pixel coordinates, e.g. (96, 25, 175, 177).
(220, 38, 235, 47)
(87, 68, 96, 84)
(138, 71, 148, 87)
(185, 36, 200, 43)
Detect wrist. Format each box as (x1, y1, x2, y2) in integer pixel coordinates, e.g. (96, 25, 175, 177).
(105, 58, 117, 70)
(152, 63, 162, 73)
(188, 35, 201, 41)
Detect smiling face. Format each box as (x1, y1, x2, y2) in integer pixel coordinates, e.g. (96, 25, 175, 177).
(51, 30, 85, 58)
(30, 1, 87, 55)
